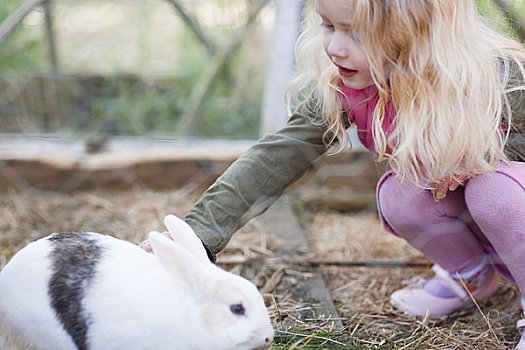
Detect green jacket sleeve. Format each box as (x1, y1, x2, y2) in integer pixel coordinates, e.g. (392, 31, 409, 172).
(184, 102, 330, 258)
(503, 87, 525, 161)
(503, 62, 525, 162)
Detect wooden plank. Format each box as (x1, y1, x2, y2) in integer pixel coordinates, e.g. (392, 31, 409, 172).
(0, 135, 254, 168)
(260, 0, 304, 135)
(0, 135, 255, 191)
(255, 199, 343, 328)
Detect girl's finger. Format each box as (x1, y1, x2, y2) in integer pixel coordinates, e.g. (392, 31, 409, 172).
(432, 181, 449, 201)
(139, 240, 153, 252)
(448, 180, 461, 191)
(448, 174, 470, 191)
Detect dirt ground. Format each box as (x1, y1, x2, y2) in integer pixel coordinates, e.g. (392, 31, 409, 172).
(0, 185, 523, 349)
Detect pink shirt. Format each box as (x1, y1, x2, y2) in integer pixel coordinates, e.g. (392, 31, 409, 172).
(339, 84, 397, 153)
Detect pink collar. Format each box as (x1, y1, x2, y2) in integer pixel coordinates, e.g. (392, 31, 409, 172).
(338, 84, 397, 152)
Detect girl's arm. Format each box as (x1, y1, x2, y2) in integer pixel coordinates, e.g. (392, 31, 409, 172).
(184, 101, 330, 260)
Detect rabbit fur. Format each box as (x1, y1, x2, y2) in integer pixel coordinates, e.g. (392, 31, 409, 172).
(0, 215, 274, 350)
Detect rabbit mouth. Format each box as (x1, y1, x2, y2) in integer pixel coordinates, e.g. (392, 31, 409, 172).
(249, 330, 274, 349)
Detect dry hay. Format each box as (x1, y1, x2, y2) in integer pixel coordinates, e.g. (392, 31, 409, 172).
(304, 210, 523, 349)
(0, 187, 524, 349)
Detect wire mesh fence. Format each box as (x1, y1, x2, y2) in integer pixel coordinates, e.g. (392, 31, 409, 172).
(1, 0, 274, 138)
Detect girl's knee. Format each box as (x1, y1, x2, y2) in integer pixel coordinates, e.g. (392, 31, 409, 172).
(377, 173, 471, 236)
(377, 174, 434, 229)
(465, 171, 525, 225)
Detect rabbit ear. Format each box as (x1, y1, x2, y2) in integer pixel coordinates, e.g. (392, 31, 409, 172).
(148, 231, 208, 289)
(163, 215, 210, 264)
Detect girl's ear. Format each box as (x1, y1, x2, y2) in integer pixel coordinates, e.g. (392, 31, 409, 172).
(163, 215, 210, 264)
(148, 231, 209, 289)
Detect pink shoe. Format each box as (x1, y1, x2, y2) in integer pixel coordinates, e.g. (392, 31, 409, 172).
(516, 319, 525, 349)
(390, 264, 498, 317)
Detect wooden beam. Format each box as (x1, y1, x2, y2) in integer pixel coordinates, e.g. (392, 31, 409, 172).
(218, 255, 432, 268)
(260, 0, 305, 136)
(163, 0, 216, 55)
(42, 0, 61, 130)
(0, 0, 45, 45)
(176, 0, 271, 135)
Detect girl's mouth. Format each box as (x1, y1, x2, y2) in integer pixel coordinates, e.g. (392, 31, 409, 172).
(338, 66, 358, 78)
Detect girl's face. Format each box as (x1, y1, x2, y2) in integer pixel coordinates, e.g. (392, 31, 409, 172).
(317, 0, 374, 90)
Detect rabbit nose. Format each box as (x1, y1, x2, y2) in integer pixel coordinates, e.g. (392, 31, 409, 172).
(264, 332, 274, 344)
(258, 327, 273, 348)
(255, 337, 272, 350)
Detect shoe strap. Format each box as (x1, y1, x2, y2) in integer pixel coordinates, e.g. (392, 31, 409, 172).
(517, 319, 525, 329)
(432, 264, 469, 301)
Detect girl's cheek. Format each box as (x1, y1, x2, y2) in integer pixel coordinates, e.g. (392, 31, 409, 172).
(323, 36, 332, 55)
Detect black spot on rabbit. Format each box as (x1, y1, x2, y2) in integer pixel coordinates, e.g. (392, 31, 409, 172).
(48, 232, 103, 350)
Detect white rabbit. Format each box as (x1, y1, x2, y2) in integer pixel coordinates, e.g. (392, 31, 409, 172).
(0, 215, 274, 350)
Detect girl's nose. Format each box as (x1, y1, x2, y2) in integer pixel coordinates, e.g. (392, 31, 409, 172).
(327, 32, 348, 58)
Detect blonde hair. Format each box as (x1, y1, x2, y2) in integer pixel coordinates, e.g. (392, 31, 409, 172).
(288, 0, 525, 187)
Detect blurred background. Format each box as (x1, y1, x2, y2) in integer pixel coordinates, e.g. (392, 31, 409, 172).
(1, 0, 523, 141)
(1, 0, 275, 140)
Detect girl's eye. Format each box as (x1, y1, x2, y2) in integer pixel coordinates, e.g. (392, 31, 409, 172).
(321, 22, 334, 30)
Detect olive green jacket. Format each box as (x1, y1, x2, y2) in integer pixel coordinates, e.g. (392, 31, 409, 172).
(184, 80, 525, 261)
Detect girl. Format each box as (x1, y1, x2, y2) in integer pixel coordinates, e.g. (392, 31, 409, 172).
(182, 0, 525, 347)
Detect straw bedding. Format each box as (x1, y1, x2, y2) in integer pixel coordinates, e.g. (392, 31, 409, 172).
(0, 187, 522, 349)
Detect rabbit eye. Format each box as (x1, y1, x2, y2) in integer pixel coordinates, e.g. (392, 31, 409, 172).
(230, 303, 245, 315)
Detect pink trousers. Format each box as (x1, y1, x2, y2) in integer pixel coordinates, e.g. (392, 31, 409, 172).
(377, 161, 525, 292)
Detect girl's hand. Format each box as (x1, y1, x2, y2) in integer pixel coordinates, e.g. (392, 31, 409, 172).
(139, 231, 173, 252)
(431, 174, 469, 201)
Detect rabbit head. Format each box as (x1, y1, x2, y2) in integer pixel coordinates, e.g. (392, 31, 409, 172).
(148, 215, 274, 350)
